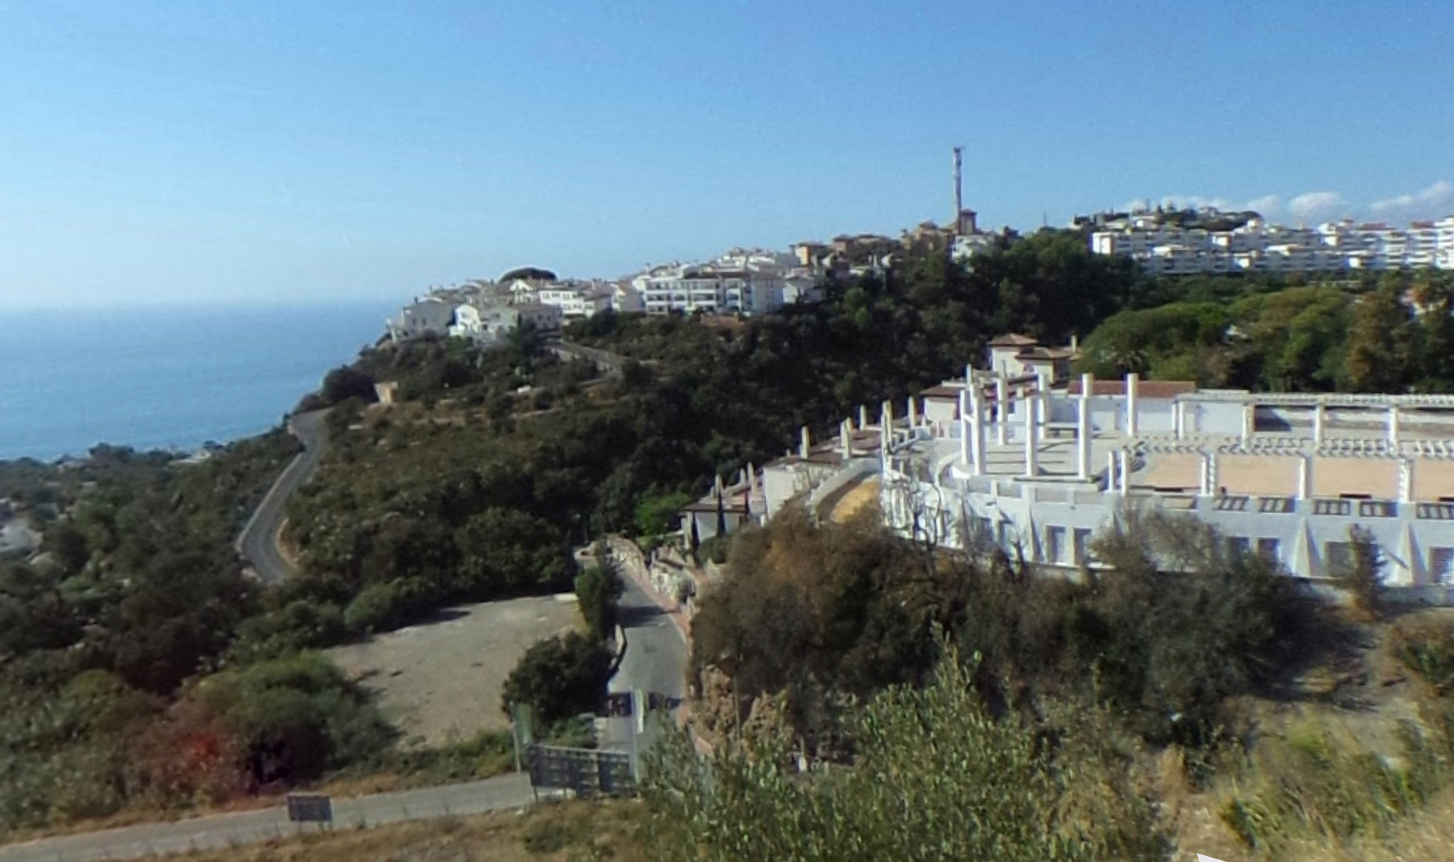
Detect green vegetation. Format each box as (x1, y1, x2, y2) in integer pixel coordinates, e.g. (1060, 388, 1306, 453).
(1078, 270, 1454, 392)
(693, 508, 1318, 751)
(501, 632, 614, 727)
(644, 649, 1169, 862)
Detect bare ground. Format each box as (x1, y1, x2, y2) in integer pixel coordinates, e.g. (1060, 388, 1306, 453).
(329, 595, 582, 747)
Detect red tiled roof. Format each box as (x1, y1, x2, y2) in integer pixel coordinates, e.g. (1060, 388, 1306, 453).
(921, 384, 965, 399)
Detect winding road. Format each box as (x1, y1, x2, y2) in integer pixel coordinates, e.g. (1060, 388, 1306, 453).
(235, 410, 328, 584)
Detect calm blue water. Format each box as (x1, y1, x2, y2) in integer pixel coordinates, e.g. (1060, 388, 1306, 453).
(0, 301, 396, 461)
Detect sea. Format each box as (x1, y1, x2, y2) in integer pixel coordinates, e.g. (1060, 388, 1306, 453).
(0, 301, 398, 462)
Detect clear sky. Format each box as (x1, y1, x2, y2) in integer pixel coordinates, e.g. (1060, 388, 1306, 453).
(2, 1, 1452, 309)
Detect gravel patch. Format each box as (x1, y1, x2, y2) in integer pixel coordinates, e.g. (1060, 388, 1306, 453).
(329, 594, 581, 747)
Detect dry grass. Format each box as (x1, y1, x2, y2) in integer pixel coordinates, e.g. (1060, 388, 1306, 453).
(160, 800, 649, 862)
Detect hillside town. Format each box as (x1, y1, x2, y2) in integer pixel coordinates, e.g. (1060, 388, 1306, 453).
(386, 152, 1454, 347)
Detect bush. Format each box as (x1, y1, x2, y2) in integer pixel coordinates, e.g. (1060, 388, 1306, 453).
(643, 651, 1169, 862)
(194, 653, 396, 786)
(233, 600, 348, 659)
(575, 561, 624, 640)
(1392, 614, 1454, 693)
(501, 632, 613, 726)
(343, 578, 438, 634)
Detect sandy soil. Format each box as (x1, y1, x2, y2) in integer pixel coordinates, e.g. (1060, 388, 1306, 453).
(329, 595, 581, 747)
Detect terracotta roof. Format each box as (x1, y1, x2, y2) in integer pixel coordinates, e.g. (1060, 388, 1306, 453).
(1066, 380, 1196, 398)
(921, 384, 965, 399)
(1016, 347, 1075, 360)
(988, 333, 1039, 347)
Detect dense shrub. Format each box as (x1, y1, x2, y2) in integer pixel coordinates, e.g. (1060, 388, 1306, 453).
(501, 632, 613, 726)
(192, 653, 395, 786)
(1392, 614, 1454, 693)
(644, 651, 1169, 862)
(343, 578, 439, 634)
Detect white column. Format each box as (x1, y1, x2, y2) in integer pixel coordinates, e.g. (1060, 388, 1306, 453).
(1173, 400, 1184, 439)
(1125, 372, 1139, 437)
(1106, 451, 1118, 492)
(1023, 393, 1038, 477)
(1241, 403, 1254, 445)
(970, 386, 988, 476)
(907, 396, 918, 428)
(1117, 449, 1130, 495)
(1297, 453, 1312, 500)
(1399, 456, 1414, 504)
(882, 399, 894, 432)
(1313, 403, 1325, 446)
(840, 419, 852, 460)
(799, 426, 811, 459)
(1388, 406, 1401, 450)
(1077, 374, 1093, 481)
(996, 377, 1009, 445)
(1199, 452, 1212, 496)
(858, 404, 868, 431)
(958, 389, 970, 466)
(1035, 371, 1051, 426)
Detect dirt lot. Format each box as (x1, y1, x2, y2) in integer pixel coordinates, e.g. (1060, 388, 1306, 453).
(329, 595, 581, 747)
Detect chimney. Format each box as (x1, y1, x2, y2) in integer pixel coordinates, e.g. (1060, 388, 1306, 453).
(799, 426, 811, 460)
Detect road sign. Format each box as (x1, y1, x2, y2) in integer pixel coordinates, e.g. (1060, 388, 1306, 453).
(285, 793, 333, 823)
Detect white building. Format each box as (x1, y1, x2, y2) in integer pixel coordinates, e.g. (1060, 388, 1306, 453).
(387, 297, 456, 342)
(712, 350, 1454, 601)
(1091, 215, 1454, 275)
(535, 282, 614, 319)
(634, 248, 823, 317)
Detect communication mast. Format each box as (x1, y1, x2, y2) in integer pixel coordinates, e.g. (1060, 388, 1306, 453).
(952, 146, 964, 224)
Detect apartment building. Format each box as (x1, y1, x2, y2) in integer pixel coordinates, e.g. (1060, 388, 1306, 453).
(1091, 214, 1454, 275)
(637, 248, 818, 316)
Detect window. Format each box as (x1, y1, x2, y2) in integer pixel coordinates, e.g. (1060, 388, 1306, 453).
(1046, 527, 1065, 564)
(1325, 541, 1354, 573)
(1257, 538, 1282, 565)
(1227, 536, 1252, 557)
(1073, 528, 1093, 565)
(1431, 548, 1454, 585)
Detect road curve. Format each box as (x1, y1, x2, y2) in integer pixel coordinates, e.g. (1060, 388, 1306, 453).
(0, 773, 538, 862)
(236, 410, 329, 584)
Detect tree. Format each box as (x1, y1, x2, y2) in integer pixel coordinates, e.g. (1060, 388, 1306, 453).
(501, 632, 613, 725)
(1332, 525, 1385, 620)
(575, 559, 624, 640)
(1343, 276, 1414, 392)
(319, 365, 377, 405)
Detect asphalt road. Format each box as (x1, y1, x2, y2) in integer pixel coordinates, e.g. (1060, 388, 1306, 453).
(0, 774, 540, 862)
(600, 569, 689, 770)
(236, 410, 328, 584)
(552, 341, 625, 376)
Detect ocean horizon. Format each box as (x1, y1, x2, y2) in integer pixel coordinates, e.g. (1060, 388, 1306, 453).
(0, 300, 397, 462)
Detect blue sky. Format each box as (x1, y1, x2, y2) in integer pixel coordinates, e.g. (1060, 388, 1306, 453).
(2, 1, 1452, 309)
